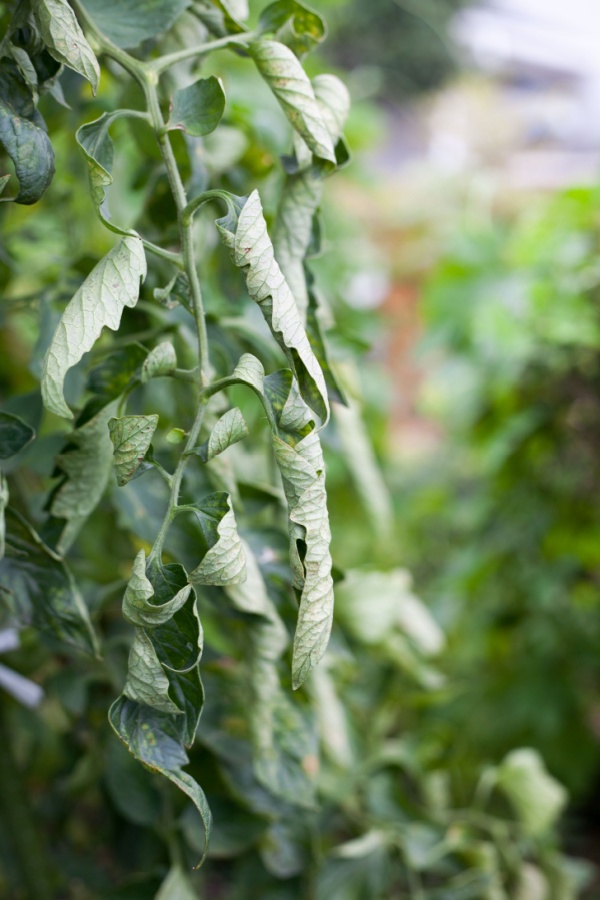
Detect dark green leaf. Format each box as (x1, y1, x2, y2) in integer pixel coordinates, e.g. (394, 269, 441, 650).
(0, 96, 54, 204)
(87, 343, 147, 398)
(0, 412, 35, 459)
(167, 76, 226, 137)
(0, 510, 98, 654)
(191, 0, 247, 37)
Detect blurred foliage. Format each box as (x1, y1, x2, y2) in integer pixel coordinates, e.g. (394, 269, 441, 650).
(0, 0, 592, 899)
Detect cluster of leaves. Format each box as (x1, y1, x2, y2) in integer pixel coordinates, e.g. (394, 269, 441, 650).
(0, 1, 588, 898)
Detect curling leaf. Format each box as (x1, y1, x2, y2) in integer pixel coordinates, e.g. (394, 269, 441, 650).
(167, 76, 226, 137)
(0, 412, 35, 459)
(110, 560, 211, 865)
(188, 492, 246, 585)
(141, 342, 177, 383)
(0, 95, 54, 205)
(215, 189, 329, 423)
(232, 353, 265, 393)
(497, 749, 568, 836)
(33, 0, 100, 93)
(108, 414, 159, 486)
(191, 408, 249, 462)
(41, 236, 146, 419)
(249, 40, 335, 163)
(258, 0, 326, 58)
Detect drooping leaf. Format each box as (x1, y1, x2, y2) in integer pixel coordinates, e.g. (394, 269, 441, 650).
(249, 40, 335, 163)
(0, 474, 8, 561)
(191, 408, 249, 463)
(110, 561, 211, 865)
(49, 401, 118, 555)
(76, 110, 147, 234)
(305, 282, 346, 405)
(167, 76, 226, 137)
(141, 341, 177, 383)
(33, 0, 100, 93)
(0, 96, 54, 205)
(273, 73, 349, 319)
(0, 510, 98, 654)
(215, 189, 329, 423)
(41, 236, 147, 419)
(188, 492, 246, 586)
(81, 0, 191, 48)
(232, 353, 265, 393)
(258, 0, 326, 58)
(108, 414, 159, 486)
(0, 412, 35, 459)
(122, 550, 191, 628)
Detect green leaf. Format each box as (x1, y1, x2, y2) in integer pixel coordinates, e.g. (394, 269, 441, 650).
(0, 174, 11, 196)
(41, 236, 146, 419)
(191, 0, 247, 37)
(0, 510, 98, 654)
(110, 561, 211, 866)
(249, 40, 335, 163)
(141, 342, 177, 383)
(87, 342, 147, 398)
(497, 749, 568, 836)
(0, 474, 8, 561)
(0, 412, 35, 459)
(191, 408, 249, 462)
(0, 96, 54, 205)
(188, 492, 246, 586)
(50, 401, 118, 555)
(81, 0, 191, 48)
(273, 74, 349, 320)
(33, 0, 100, 94)
(167, 76, 226, 137)
(108, 414, 159, 486)
(215, 189, 329, 423)
(122, 550, 191, 628)
(305, 282, 346, 405)
(155, 865, 198, 900)
(232, 353, 265, 393)
(258, 0, 326, 58)
(76, 110, 147, 234)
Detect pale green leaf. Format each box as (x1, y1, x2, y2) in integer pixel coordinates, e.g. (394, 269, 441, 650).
(497, 749, 568, 836)
(108, 414, 158, 486)
(249, 40, 335, 163)
(232, 353, 265, 393)
(168, 76, 226, 137)
(33, 0, 100, 93)
(81, 0, 191, 48)
(124, 628, 182, 713)
(192, 0, 247, 37)
(0, 412, 35, 459)
(0, 473, 8, 561)
(50, 401, 118, 555)
(141, 341, 177, 383)
(122, 550, 192, 628)
(155, 865, 198, 900)
(215, 189, 329, 423)
(41, 237, 146, 419)
(192, 407, 249, 462)
(0, 174, 10, 196)
(189, 492, 246, 585)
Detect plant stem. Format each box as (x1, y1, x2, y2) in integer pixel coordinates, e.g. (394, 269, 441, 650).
(146, 34, 251, 77)
(141, 239, 184, 268)
(0, 695, 55, 900)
